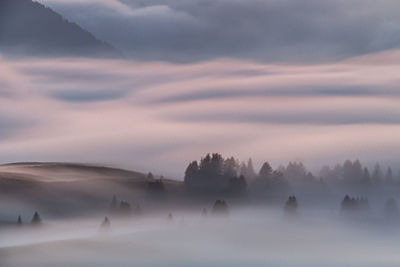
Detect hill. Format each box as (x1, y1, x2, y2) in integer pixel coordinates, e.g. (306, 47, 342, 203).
(0, 162, 183, 220)
(0, 0, 121, 57)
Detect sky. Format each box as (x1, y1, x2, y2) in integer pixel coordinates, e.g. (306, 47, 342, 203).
(2, 0, 400, 178)
(38, 0, 400, 62)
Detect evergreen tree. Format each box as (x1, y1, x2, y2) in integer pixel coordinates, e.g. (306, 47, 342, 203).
(31, 212, 41, 224)
(110, 194, 118, 210)
(372, 163, 382, 185)
(363, 167, 371, 185)
(147, 172, 154, 180)
(385, 167, 393, 184)
(284, 196, 298, 214)
(184, 161, 199, 187)
(100, 216, 111, 230)
(259, 162, 273, 178)
(212, 199, 229, 215)
(119, 201, 131, 214)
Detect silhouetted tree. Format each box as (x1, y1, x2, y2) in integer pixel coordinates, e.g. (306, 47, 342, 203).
(110, 194, 118, 210)
(372, 163, 383, 185)
(385, 167, 393, 184)
(119, 201, 131, 214)
(184, 153, 245, 195)
(147, 180, 165, 194)
(147, 172, 154, 180)
(228, 175, 247, 195)
(259, 162, 273, 178)
(240, 158, 256, 179)
(284, 196, 298, 214)
(363, 167, 371, 185)
(341, 195, 369, 214)
(31, 212, 41, 225)
(212, 200, 229, 215)
(184, 161, 199, 186)
(342, 160, 363, 183)
(284, 162, 307, 181)
(100, 216, 111, 230)
(147, 179, 166, 198)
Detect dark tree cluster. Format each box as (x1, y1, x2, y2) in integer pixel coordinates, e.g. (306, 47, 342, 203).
(320, 160, 397, 186)
(278, 162, 316, 184)
(145, 172, 166, 199)
(341, 195, 370, 214)
(14, 212, 42, 226)
(212, 199, 229, 215)
(147, 180, 165, 192)
(184, 154, 317, 197)
(284, 196, 298, 214)
(239, 158, 256, 179)
(109, 194, 141, 216)
(250, 161, 289, 197)
(184, 153, 246, 195)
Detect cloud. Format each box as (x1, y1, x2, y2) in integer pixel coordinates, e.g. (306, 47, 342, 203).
(0, 114, 36, 140)
(36, 0, 400, 62)
(1, 52, 400, 176)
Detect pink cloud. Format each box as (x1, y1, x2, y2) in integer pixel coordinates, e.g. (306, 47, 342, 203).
(1, 51, 400, 177)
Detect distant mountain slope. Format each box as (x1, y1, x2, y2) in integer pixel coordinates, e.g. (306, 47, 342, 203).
(0, 0, 121, 57)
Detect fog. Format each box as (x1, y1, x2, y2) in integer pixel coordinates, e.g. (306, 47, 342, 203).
(2, 206, 400, 267)
(1, 161, 400, 266)
(3, 1, 400, 266)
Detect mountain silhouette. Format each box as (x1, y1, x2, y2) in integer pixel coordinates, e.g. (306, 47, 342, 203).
(0, 0, 121, 57)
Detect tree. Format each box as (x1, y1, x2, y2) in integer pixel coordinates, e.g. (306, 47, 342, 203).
(184, 161, 199, 187)
(259, 162, 272, 178)
(119, 201, 131, 214)
(100, 216, 111, 230)
(147, 179, 166, 199)
(183, 153, 245, 195)
(110, 194, 118, 210)
(240, 158, 256, 179)
(212, 199, 229, 215)
(228, 175, 247, 195)
(31, 211, 41, 224)
(385, 167, 393, 184)
(372, 163, 382, 185)
(284, 162, 307, 181)
(147, 172, 154, 180)
(284, 196, 298, 214)
(363, 167, 371, 185)
(223, 157, 238, 178)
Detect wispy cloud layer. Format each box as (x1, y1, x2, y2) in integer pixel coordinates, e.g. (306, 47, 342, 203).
(1, 51, 400, 176)
(38, 0, 400, 62)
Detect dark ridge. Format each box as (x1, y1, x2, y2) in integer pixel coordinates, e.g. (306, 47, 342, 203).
(0, 0, 122, 58)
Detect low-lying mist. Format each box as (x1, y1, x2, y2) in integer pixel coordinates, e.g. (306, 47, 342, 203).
(2, 158, 400, 266)
(2, 206, 400, 267)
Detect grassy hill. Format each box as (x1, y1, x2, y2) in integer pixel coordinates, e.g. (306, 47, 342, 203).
(0, 162, 183, 221)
